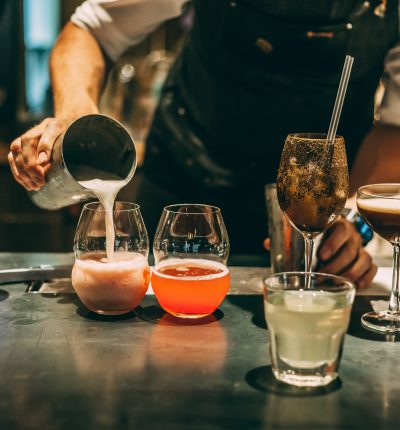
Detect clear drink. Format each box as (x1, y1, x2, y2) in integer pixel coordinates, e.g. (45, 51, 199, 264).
(151, 259, 230, 318)
(264, 272, 355, 387)
(266, 291, 351, 369)
(72, 251, 150, 315)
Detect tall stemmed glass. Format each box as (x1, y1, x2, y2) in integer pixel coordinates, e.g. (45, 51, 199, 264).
(277, 133, 349, 275)
(357, 184, 400, 333)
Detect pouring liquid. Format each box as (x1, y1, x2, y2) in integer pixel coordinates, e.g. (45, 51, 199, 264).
(78, 177, 126, 261)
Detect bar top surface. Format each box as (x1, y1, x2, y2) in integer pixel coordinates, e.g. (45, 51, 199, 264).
(0, 253, 398, 430)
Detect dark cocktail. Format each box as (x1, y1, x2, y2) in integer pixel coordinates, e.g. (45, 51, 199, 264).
(357, 184, 400, 333)
(358, 197, 400, 243)
(277, 133, 349, 273)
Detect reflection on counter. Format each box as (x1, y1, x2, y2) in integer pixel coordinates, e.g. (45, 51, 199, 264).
(148, 313, 228, 375)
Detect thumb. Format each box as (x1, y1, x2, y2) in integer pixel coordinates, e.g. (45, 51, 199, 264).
(36, 121, 63, 166)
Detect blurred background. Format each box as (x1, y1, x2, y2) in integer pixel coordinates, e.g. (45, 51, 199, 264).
(0, 0, 186, 252)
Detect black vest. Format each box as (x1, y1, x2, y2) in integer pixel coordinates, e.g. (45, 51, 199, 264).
(144, 0, 399, 192)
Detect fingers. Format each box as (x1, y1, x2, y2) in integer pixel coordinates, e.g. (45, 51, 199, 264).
(317, 218, 377, 288)
(353, 262, 378, 289)
(8, 151, 41, 191)
(320, 246, 377, 288)
(8, 151, 24, 187)
(36, 119, 64, 165)
(21, 118, 55, 167)
(10, 136, 22, 152)
(8, 118, 61, 191)
(14, 142, 45, 190)
(340, 249, 377, 288)
(318, 233, 361, 275)
(318, 218, 361, 262)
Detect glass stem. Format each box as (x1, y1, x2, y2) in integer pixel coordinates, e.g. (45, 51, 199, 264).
(304, 234, 315, 274)
(389, 244, 400, 313)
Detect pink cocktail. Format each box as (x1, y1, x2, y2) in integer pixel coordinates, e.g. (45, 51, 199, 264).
(72, 251, 150, 315)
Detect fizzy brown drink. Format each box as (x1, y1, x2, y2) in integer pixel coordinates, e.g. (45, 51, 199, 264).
(277, 136, 348, 234)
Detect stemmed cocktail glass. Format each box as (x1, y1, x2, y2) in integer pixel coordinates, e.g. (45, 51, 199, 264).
(357, 184, 400, 333)
(276, 133, 349, 275)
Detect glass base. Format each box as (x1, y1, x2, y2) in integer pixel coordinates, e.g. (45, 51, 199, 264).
(93, 309, 133, 316)
(273, 369, 337, 387)
(361, 311, 400, 334)
(168, 311, 211, 319)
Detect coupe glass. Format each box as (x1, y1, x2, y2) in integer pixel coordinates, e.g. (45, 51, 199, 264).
(72, 201, 150, 315)
(152, 204, 230, 318)
(276, 133, 349, 275)
(357, 184, 400, 333)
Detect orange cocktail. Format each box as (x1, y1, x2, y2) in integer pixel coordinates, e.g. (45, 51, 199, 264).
(151, 259, 230, 318)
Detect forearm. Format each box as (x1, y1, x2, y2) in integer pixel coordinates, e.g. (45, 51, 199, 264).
(50, 21, 106, 119)
(350, 124, 400, 195)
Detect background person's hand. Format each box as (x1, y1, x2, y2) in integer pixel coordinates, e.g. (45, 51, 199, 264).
(317, 217, 377, 288)
(8, 117, 71, 191)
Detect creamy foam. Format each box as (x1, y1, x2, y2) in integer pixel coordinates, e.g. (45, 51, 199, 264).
(79, 179, 126, 261)
(74, 251, 148, 273)
(357, 197, 400, 214)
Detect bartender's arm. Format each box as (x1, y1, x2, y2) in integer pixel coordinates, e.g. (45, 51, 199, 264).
(8, 22, 104, 190)
(350, 42, 400, 194)
(317, 43, 400, 287)
(323, 126, 400, 288)
(8, 0, 186, 191)
(350, 119, 400, 192)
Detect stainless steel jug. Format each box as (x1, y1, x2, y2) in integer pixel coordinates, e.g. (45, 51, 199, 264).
(265, 183, 304, 273)
(29, 114, 136, 210)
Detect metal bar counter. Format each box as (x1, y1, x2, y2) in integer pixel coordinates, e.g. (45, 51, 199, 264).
(0, 253, 399, 430)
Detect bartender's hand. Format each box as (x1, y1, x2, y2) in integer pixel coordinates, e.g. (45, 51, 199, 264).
(8, 117, 70, 191)
(317, 217, 377, 288)
(263, 217, 377, 288)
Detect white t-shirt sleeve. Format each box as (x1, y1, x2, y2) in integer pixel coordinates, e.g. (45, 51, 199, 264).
(71, 0, 187, 61)
(376, 42, 400, 127)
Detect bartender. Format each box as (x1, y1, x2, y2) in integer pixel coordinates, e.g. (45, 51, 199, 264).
(9, 0, 400, 286)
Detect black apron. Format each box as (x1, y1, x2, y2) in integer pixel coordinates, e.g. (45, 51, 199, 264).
(139, 0, 399, 254)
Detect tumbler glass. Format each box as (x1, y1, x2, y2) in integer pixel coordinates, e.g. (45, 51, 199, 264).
(264, 272, 355, 387)
(152, 204, 230, 318)
(72, 201, 150, 315)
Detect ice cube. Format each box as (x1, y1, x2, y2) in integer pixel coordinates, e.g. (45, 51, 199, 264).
(284, 291, 336, 313)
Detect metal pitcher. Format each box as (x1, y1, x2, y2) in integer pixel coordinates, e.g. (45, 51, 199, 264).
(29, 114, 136, 210)
(265, 183, 304, 273)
